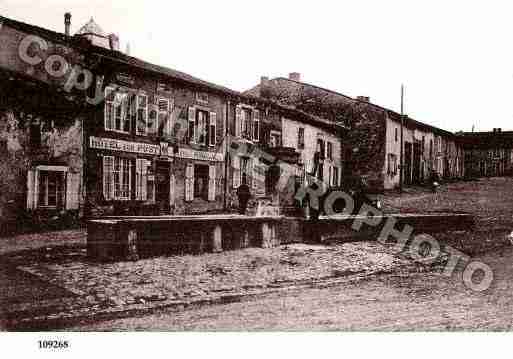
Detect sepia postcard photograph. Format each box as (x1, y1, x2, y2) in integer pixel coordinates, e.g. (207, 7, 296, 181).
(0, 0, 511, 356)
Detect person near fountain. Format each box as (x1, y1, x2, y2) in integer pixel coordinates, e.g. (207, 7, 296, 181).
(237, 174, 251, 215)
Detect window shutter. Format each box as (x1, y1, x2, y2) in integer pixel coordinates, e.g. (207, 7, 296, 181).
(65, 171, 80, 210)
(208, 165, 216, 201)
(232, 156, 241, 188)
(235, 106, 242, 137)
(26, 169, 35, 210)
(169, 173, 176, 206)
(185, 163, 194, 201)
(251, 158, 258, 189)
(103, 156, 114, 200)
(253, 110, 260, 141)
(165, 99, 174, 138)
(188, 106, 196, 142)
(209, 112, 217, 146)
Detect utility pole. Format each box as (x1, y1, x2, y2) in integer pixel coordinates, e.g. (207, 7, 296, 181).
(399, 84, 404, 193)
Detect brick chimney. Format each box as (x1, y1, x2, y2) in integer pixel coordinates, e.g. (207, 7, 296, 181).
(289, 72, 301, 82)
(356, 96, 370, 103)
(108, 33, 120, 51)
(64, 12, 71, 36)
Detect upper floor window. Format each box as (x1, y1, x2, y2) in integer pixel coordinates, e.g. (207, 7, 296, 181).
(395, 127, 398, 142)
(187, 107, 216, 146)
(136, 94, 148, 135)
(317, 139, 326, 160)
(327, 141, 333, 160)
(105, 87, 131, 133)
(298, 127, 305, 149)
(269, 131, 281, 148)
(157, 98, 170, 137)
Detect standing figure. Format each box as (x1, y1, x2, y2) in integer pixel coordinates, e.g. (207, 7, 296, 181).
(237, 174, 251, 215)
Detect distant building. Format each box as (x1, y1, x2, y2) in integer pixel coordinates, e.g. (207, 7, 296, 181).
(458, 128, 513, 177)
(246, 73, 465, 190)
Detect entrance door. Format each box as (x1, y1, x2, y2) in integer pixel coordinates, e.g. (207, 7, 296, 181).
(155, 160, 171, 213)
(404, 142, 412, 185)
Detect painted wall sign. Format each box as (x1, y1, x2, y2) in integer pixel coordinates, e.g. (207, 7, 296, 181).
(89, 136, 160, 155)
(115, 73, 135, 86)
(89, 136, 224, 162)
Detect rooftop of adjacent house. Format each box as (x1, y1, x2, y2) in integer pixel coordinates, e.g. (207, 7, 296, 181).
(246, 74, 457, 138)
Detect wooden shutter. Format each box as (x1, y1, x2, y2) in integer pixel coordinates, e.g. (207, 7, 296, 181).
(188, 106, 196, 142)
(251, 158, 258, 189)
(208, 165, 216, 201)
(235, 105, 242, 137)
(65, 171, 80, 210)
(26, 169, 35, 210)
(232, 156, 240, 188)
(253, 109, 260, 141)
(165, 99, 174, 138)
(185, 163, 194, 201)
(169, 173, 176, 207)
(209, 112, 217, 146)
(103, 156, 114, 200)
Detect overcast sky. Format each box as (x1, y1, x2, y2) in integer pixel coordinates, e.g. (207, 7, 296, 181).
(1, 0, 512, 132)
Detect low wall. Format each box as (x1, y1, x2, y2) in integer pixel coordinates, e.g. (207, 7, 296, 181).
(87, 215, 283, 261)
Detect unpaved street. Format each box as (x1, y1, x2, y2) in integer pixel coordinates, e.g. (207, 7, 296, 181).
(76, 247, 513, 331)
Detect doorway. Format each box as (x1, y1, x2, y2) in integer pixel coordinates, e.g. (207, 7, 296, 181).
(155, 160, 171, 213)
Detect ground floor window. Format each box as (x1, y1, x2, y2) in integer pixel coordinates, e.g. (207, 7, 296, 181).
(103, 156, 132, 200)
(38, 170, 65, 208)
(136, 159, 155, 201)
(194, 164, 209, 200)
(387, 153, 398, 176)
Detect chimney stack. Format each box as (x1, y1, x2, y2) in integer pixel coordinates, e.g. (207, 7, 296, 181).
(356, 96, 370, 103)
(289, 72, 301, 82)
(108, 33, 120, 51)
(64, 12, 71, 36)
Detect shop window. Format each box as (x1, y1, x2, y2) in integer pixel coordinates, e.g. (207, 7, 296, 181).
(298, 127, 305, 149)
(103, 156, 131, 200)
(38, 170, 65, 208)
(105, 87, 131, 133)
(136, 159, 153, 201)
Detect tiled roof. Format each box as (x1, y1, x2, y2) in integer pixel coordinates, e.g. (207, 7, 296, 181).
(246, 76, 458, 138)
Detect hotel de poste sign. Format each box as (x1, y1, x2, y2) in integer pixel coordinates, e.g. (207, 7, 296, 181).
(89, 136, 224, 162)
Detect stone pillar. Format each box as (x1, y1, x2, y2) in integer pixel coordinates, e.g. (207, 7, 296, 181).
(212, 225, 223, 253)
